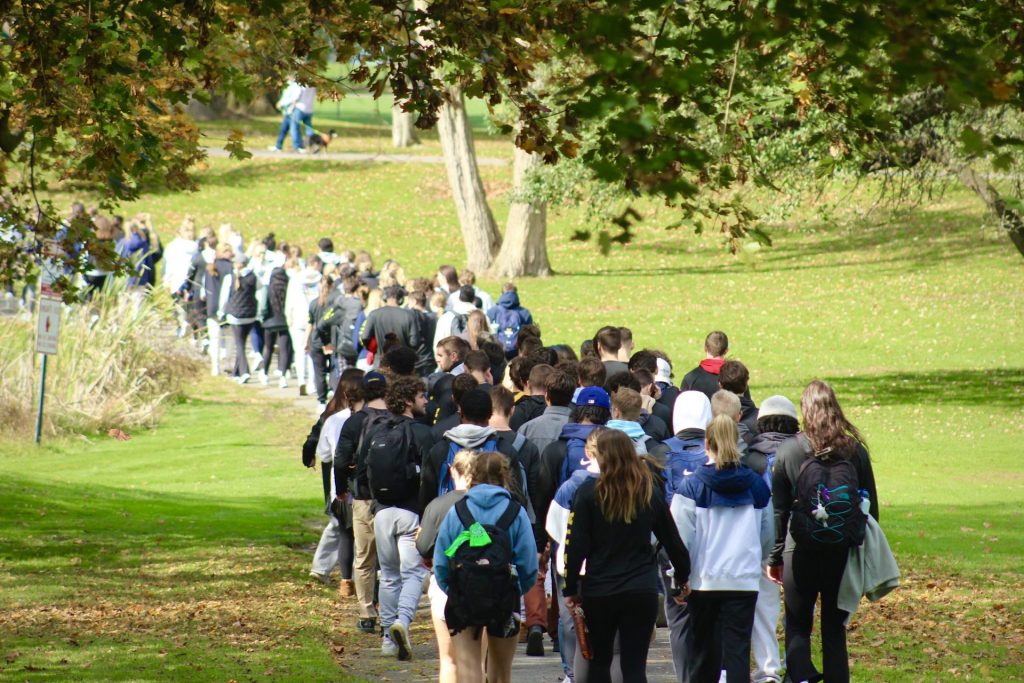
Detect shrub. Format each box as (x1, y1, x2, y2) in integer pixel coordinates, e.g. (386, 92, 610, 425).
(0, 280, 202, 437)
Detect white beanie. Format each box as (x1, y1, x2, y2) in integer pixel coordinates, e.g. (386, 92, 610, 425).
(672, 391, 712, 433)
(758, 395, 798, 421)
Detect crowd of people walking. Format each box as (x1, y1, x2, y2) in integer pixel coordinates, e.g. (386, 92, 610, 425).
(22, 209, 897, 683)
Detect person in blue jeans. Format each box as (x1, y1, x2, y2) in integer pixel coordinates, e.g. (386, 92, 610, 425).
(269, 80, 302, 151)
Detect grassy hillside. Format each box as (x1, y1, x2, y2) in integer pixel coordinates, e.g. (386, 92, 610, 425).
(8, 139, 1024, 680)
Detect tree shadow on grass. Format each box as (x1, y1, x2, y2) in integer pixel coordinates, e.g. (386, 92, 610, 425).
(823, 368, 1024, 409)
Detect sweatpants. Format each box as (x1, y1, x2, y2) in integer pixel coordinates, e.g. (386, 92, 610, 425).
(206, 318, 225, 375)
(751, 571, 783, 682)
(783, 548, 851, 683)
(580, 591, 658, 683)
(686, 590, 758, 683)
(352, 499, 378, 619)
(312, 515, 354, 579)
(288, 324, 310, 385)
(660, 565, 695, 683)
(373, 506, 428, 631)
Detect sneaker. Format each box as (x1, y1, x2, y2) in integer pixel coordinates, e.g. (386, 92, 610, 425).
(298, 384, 307, 397)
(388, 621, 412, 661)
(297, 147, 308, 154)
(356, 618, 377, 634)
(278, 376, 288, 389)
(258, 371, 269, 386)
(238, 372, 251, 385)
(526, 625, 545, 656)
(267, 145, 281, 152)
(381, 635, 398, 657)
(308, 571, 332, 585)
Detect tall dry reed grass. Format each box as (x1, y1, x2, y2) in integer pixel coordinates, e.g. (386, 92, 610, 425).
(0, 279, 202, 437)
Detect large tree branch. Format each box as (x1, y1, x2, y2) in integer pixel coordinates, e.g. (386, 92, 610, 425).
(957, 165, 1024, 260)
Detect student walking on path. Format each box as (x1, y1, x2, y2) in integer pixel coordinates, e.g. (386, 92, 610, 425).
(768, 380, 879, 683)
(563, 429, 691, 683)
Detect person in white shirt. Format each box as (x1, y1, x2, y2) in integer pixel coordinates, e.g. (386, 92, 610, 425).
(269, 79, 302, 151)
(310, 369, 365, 593)
(290, 85, 317, 150)
(161, 216, 199, 294)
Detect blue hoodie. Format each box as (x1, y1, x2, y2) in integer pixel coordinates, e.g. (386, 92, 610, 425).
(433, 483, 539, 596)
(487, 291, 532, 326)
(671, 463, 773, 592)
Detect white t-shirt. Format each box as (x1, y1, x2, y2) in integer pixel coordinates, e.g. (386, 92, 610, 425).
(294, 87, 317, 114)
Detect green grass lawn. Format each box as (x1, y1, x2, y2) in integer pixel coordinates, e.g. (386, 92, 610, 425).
(10, 154, 1024, 680)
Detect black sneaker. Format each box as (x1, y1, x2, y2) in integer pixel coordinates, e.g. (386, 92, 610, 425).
(526, 625, 545, 656)
(356, 618, 377, 634)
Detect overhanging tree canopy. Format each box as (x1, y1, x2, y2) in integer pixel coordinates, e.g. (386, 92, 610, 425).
(1, 0, 1021, 297)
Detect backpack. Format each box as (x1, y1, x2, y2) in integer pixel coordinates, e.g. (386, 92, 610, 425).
(558, 436, 590, 488)
(334, 297, 361, 360)
(663, 436, 706, 496)
(451, 313, 469, 338)
(364, 416, 421, 504)
(790, 439, 867, 548)
(438, 437, 499, 497)
(443, 498, 522, 635)
(494, 308, 522, 354)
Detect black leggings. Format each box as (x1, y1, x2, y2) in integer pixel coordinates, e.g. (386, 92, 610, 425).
(687, 590, 758, 683)
(262, 329, 292, 375)
(784, 547, 851, 683)
(581, 591, 657, 683)
(309, 346, 330, 402)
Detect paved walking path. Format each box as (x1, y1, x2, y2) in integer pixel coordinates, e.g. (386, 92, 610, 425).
(204, 146, 509, 166)
(226, 348, 677, 681)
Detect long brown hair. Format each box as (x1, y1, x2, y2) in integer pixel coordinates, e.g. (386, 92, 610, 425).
(801, 380, 864, 457)
(593, 428, 654, 523)
(467, 309, 490, 350)
(324, 368, 365, 418)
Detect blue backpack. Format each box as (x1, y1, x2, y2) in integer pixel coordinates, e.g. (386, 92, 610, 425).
(494, 308, 522, 355)
(438, 437, 499, 497)
(558, 436, 590, 488)
(662, 436, 707, 497)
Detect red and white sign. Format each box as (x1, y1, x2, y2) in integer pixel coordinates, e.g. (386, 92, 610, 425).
(35, 296, 61, 355)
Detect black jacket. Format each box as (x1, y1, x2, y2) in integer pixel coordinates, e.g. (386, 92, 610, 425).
(564, 477, 690, 598)
(639, 411, 670, 441)
(681, 365, 721, 401)
(769, 435, 879, 566)
(739, 394, 759, 439)
(360, 305, 420, 351)
(204, 258, 233, 319)
(510, 395, 546, 431)
(420, 427, 544, 547)
(262, 267, 289, 331)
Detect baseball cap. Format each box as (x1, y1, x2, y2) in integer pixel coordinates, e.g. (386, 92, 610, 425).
(576, 386, 611, 410)
(655, 357, 673, 384)
(362, 371, 387, 387)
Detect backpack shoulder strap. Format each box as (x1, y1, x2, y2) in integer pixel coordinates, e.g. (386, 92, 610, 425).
(495, 500, 522, 531)
(454, 497, 476, 529)
(511, 432, 526, 452)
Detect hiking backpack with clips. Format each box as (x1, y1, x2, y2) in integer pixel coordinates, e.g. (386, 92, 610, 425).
(443, 498, 522, 636)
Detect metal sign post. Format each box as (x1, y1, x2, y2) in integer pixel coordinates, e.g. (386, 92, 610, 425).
(34, 282, 62, 443)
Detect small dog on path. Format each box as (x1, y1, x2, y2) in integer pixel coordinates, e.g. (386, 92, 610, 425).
(307, 129, 336, 154)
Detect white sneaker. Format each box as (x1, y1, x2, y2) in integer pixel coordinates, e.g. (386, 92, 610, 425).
(238, 373, 251, 385)
(278, 376, 288, 389)
(267, 145, 281, 152)
(388, 621, 412, 661)
(380, 635, 398, 657)
(258, 371, 269, 386)
(297, 147, 308, 154)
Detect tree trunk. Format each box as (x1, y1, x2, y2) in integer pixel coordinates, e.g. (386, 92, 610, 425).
(391, 103, 420, 147)
(436, 85, 501, 272)
(491, 146, 551, 278)
(957, 165, 1024, 259)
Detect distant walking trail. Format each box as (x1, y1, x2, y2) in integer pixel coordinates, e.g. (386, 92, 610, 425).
(204, 147, 509, 166)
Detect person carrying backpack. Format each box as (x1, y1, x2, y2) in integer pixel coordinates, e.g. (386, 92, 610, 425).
(487, 284, 533, 359)
(433, 451, 539, 683)
(768, 380, 879, 683)
(367, 375, 434, 660)
(671, 415, 773, 683)
(333, 371, 390, 634)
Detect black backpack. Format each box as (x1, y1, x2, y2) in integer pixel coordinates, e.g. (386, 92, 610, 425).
(790, 438, 867, 548)
(443, 498, 522, 635)
(364, 416, 421, 505)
